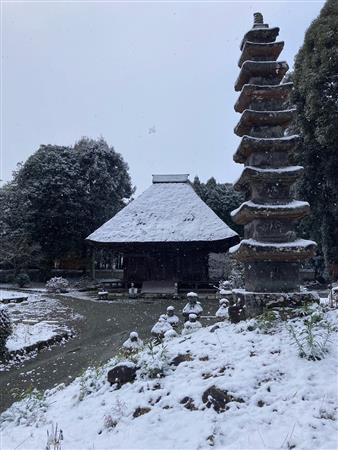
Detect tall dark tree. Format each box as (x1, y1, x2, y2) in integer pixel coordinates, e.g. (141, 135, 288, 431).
(192, 176, 244, 235)
(292, 0, 338, 277)
(0, 138, 133, 269)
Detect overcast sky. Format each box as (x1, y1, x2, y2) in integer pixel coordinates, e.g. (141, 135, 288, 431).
(2, 0, 324, 194)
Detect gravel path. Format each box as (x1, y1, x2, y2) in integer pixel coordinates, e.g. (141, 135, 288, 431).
(0, 295, 216, 413)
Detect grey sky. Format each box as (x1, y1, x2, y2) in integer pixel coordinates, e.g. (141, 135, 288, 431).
(2, 0, 324, 194)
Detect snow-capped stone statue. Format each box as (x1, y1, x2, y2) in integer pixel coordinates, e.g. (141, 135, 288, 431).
(229, 13, 318, 317)
(122, 331, 143, 353)
(151, 316, 173, 339)
(0, 305, 12, 358)
(164, 328, 178, 340)
(182, 292, 203, 321)
(182, 313, 202, 335)
(216, 299, 229, 319)
(165, 306, 179, 327)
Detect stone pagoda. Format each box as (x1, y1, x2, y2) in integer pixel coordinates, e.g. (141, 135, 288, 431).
(230, 13, 318, 317)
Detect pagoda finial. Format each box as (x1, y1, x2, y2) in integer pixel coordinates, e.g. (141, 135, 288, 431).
(253, 12, 264, 25)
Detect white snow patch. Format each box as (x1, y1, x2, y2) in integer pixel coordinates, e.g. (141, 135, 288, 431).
(1, 309, 337, 450)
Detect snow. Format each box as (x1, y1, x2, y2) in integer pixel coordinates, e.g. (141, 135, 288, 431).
(6, 321, 65, 352)
(86, 178, 238, 243)
(231, 200, 310, 217)
(1, 307, 337, 450)
(230, 238, 317, 253)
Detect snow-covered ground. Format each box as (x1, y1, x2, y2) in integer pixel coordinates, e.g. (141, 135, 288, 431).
(6, 321, 68, 352)
(1, 290, 77, 369)
(1, 305, 337, 450)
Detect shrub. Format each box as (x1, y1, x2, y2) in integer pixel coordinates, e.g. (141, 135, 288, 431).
(15, 273, 30, 288)
(46, 277, 69, 293)
(0, 305, 12, 356)
(287, 306, 336, 360)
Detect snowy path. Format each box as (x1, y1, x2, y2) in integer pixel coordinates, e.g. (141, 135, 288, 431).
(0, 295, 217, 413)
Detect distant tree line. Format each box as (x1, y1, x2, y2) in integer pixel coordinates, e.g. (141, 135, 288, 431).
(0, 138, 133, 276)
(192, 176, 244, 236)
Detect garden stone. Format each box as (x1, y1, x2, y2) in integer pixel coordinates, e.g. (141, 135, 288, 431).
(202, 386, 244, 413)
(107, 363, 137, 387)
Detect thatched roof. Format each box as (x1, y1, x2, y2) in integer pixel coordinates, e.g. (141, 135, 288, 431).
(86, 175, 238, 245)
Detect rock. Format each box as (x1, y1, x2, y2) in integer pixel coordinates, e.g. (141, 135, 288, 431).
(180, 396, 198, 411)
(133, 407, 151, 418)
(202, 386, 244, 413)
(107, 363, 137, 387)
(170, 353, 193, 366)
(228, 305, 246, 323)
(209, 324, 220, 333)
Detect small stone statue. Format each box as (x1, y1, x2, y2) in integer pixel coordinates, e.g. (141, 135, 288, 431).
(182, 292, 203, 321)
(215, 298, 229, 319)
(165, 306, 179, 327)
(151, 315, 173, 339)
(122, 331, 143, 353)
(182, 313, 202, 335)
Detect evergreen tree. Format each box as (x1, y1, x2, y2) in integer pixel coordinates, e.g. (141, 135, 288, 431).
(192, 176, 244, 235)
(292, 0, 338, 278)
(0, 138, 133, 269)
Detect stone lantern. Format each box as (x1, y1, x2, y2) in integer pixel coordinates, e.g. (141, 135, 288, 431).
(230, 13, 318, 317)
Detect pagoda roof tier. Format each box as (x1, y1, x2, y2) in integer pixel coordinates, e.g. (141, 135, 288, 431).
(234, 135, 300, 163)
(234, 108, 296, 137)
(229, 238, 317, 262)
(234, 165, 303, 191)
(235, 61, 289, 91)
(231, 200, 310, 225)
(240, 27, 280, 50)
(235, 83, 293, 113)
(238, 41, 284, 67)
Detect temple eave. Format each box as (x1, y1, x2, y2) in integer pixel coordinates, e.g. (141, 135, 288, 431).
(231, 200, 310, 225)
(234, 83, 293, 113)
(234, 108, 296, 136)
(229, 239, 317, 262)
(240, 27, 280, 50)
(238, 40, 284, 67)
(233, 134, 300, 163)
(234, 60, 289, 92)
(233, 165, 304, 190)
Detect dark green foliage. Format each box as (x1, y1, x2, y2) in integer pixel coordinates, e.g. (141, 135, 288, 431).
(192, 176, 244, 236)
(292, 0, 338, 277)
(15, 273, 31, 288)
(0, 138, 133, 268)
(0, 306, 12, 356)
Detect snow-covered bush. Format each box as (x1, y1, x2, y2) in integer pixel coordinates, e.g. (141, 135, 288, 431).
(256, 310, 279, 334)
(138, 341, 170, 379)
(286, 305, 336, 360)
(46, 277, 69, 293)
(15, 272, 30, 288)
(77, 366, 106, 402)
(0, 305, 12, 356)
(0, 388, 48, 427)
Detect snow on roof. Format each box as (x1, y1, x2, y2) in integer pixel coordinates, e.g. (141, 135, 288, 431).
(152, 174, 189, 183)
(86, 175, 238, 244)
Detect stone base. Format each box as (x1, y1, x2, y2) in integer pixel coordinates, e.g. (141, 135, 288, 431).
(232, 289, 320, 319)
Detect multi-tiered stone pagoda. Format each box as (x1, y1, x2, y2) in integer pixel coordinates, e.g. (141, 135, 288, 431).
(230, 13, 318, 317)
